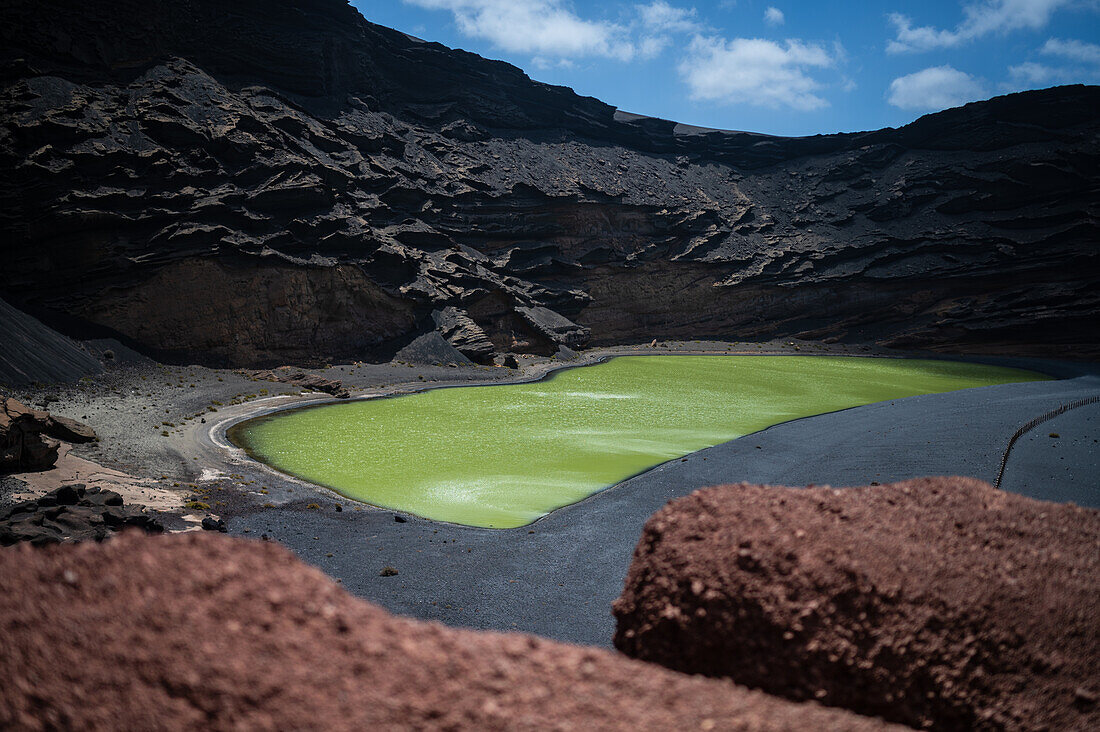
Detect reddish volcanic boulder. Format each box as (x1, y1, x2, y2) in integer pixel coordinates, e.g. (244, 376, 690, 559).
(0, 532, 901, 731)
(613, 478, 1100, 731)
(1, 398, 59, 471)
(1, 398, 96, 472)
(44, 414, 97, 444)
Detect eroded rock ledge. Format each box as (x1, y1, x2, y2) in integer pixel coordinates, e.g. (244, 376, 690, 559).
(1, 398, 96, 472)
(613, 478, 1100, 731)
(0, 532, 900, 731)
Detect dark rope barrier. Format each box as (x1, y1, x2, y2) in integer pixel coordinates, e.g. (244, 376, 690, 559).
(993, 394, 1100, 489)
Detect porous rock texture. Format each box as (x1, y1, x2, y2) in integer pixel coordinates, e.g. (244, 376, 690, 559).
(612, 478, 1100, 730)
(2, 0, 1098, 367)
(0, 532, 902, 731)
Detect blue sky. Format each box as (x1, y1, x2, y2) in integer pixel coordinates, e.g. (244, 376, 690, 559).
(352, 0, 1100, 136)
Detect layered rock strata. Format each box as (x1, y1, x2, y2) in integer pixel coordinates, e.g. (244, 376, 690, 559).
(0, 0, 1097, 366)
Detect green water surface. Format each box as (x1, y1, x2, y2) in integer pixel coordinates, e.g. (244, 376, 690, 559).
(230, 356, 1048, 528)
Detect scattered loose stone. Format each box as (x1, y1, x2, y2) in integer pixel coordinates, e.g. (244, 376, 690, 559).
(201, 517, 228, 533)
(0, 484, 162, 546)
(247, 368, 350, 399)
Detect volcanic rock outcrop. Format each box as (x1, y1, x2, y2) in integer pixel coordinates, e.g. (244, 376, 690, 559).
(0, 532, 902, 730)
(247, 366, 350, 398)
(612, 478, 1100, 731)
(0, 484, 163, 546)
(1, 0, 1097, 367)
(1, 398, 96, 472)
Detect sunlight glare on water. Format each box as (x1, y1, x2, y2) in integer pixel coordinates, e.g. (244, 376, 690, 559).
(229, 355, 1047, 528)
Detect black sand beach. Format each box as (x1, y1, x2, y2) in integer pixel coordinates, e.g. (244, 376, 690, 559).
(213, 350, 1100, 646)
(4, 344, 1097, 647)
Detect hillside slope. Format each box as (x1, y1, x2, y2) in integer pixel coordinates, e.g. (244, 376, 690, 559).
(2, 0, 1097, 365)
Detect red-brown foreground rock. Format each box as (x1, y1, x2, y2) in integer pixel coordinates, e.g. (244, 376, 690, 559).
(612, 478, 1100, 731)
(0, 398, 57, 471)
(0, 533, 900, 731)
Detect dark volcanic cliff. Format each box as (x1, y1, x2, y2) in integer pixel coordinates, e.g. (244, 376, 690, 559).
(2, 0, 1098, 366)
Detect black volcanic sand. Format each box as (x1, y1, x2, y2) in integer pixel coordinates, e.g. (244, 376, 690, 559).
(999, 401, 1100, 502)
(2, 342, 1098, 648)
(0, 354, 523, 509)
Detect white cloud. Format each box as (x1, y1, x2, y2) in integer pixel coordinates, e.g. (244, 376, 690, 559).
(679, 36, 836, 111)
(635, 1, 703, 57)
(764, 7, 785, 26)
(887, 65, 988, 110)
(1007, 61, 1066, 84)
(1007, 37, 1100, 87)
(887, 0, 1074, 53)
(1041, 37, 1100, 64)
(638, 1, 701, 33)
(404, 0, 635, 60)
(405, 0, 704, 62)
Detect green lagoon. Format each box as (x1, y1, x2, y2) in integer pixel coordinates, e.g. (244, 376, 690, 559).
(229, 355, 1048, 528)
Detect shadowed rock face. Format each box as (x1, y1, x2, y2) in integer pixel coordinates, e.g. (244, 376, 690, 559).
(1, 398, 96, 472)
(0, 532, 902, 730)
(1, 0, 1097, 366)
(612, 478, 1100, 731)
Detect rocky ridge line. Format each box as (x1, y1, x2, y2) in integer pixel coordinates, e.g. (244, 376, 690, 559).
(1, 0, 1097, 367)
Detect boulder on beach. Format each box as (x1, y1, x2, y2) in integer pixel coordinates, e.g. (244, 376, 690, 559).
(515, 306, 590, 351)
(431, 307, 496, 364)
(249, 367, 350, 399)
(613, 477, 1100, 731)
(3, 400, 55, 472)
(45, 415, 97, 444)
(1, 398, 97, 472)
(0, 484, 163, 546)
(0, 532, 902, 730)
